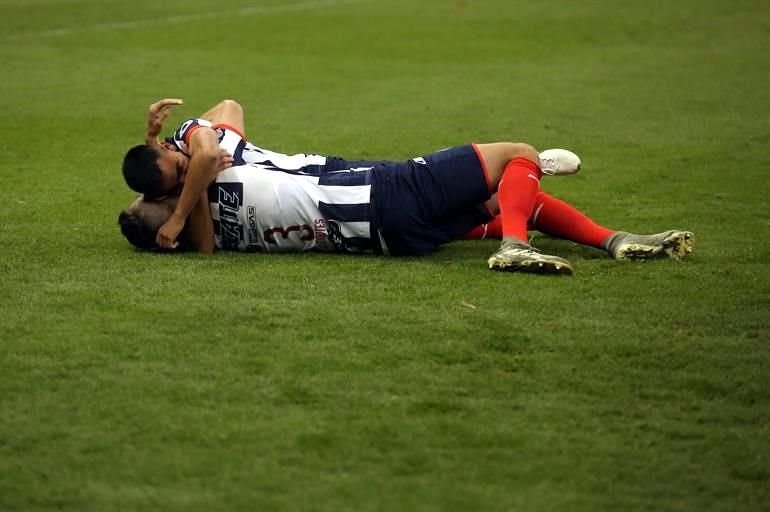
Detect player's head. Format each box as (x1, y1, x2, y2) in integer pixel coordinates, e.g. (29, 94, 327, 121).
(122, 143, 187, 199)
(118, 196, 190, 251)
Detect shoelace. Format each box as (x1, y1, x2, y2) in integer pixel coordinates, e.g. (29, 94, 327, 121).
(539, 156, 557, 176)
(501, 241, 541, 255)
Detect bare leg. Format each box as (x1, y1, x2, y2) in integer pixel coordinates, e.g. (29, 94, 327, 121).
(473, 142, 540, 193)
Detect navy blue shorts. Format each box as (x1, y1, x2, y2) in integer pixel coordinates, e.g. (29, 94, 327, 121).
(371, 144, 493, 256)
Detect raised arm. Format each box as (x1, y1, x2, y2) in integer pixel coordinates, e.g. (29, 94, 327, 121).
(155, 127, 220, 249)
(145, 98, 184, 147)
(199, 99, 245, 138)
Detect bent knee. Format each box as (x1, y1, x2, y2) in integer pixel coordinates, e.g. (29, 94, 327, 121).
(500, 142, 539, 163)
(219, 99, 243, 113)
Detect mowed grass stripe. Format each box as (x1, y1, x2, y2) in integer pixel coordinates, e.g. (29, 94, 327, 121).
(0, 0, 371, 42)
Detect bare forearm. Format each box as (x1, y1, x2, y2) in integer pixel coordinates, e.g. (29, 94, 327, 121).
(172, 152, 218, 223)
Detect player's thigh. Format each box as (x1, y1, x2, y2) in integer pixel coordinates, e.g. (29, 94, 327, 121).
(474, 142, 539, 190)
(383, 204, 494, 256)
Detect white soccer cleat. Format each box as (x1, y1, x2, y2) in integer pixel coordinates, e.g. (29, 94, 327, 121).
(604, 230, 695, 261)
(488, 239, 574, 275)
(539, 148, 582, 176)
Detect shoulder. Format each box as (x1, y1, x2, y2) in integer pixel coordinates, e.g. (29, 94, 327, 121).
(171, 118, 214, 154)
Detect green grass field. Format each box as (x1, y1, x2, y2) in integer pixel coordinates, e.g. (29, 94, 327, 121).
(1, 0, 769, 510)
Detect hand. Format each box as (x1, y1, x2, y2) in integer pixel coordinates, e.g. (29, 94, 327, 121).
(217, 149, 234, 171)
(155, 213, 186, 250)
(146, 98, 184, 145)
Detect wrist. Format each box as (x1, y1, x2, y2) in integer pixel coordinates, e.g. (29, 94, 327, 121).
(170, 211, 186, 224)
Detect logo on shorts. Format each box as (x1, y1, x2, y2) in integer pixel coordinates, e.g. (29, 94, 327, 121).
(412, 157, 427, 165)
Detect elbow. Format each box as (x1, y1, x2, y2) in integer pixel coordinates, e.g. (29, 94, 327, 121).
(191, 233, 215, 255)
(200, 235, 215, 255)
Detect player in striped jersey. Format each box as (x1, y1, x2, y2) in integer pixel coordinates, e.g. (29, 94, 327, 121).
(123, 98, 386, 200)
(119, 99, 694, 274)
(119, 155, 694, 273)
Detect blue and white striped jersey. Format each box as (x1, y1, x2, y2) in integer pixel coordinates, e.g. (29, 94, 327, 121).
(208, 165, 375, 253)
(170, 117, 329, 173)
(170, 118, 377, 253)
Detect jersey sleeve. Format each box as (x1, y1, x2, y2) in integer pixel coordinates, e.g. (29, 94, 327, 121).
(171, 118, 213, 155)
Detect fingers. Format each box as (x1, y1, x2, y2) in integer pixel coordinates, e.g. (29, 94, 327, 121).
(146, 99, 183, 140)
(149, 98, 184, 109)
(148, 98, 184, 114)
(156, 233, 179, 250)
(155, 225, 174, 249)
(217, 149, 234, 171)
(155, 217, 185, 249)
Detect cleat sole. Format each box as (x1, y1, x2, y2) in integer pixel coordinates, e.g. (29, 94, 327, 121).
(662, 231, 695, 259)
(616, 231, 695, 261)
(488, 257, 573, 275)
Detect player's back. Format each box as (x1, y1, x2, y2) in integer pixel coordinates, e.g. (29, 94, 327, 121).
(208, 165, 334, 253)
(169, 117, 379, 253)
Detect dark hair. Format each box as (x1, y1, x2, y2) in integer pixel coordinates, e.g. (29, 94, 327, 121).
(118, 209, 160, 250)
(117, 207, 192, 252)
(122, 144, 165, 198)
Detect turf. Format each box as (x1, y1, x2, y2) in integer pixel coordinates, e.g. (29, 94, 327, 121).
(1, 0, 769, 510)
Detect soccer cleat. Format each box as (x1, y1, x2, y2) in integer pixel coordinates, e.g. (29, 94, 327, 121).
(539, 148, 582, 176)
(488, 239, 574, 275)
(604, 230, 695, 261)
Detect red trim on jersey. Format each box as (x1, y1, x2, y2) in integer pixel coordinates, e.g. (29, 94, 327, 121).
(183, 125, 202, 146)
(472, 143, 491, 191)
(213, 123, 245, 140)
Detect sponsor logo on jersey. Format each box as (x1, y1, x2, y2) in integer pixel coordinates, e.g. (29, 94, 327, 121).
(247, 206, 259, 244)
(214, 183, 243, 249)
(314, 219, 328, 245)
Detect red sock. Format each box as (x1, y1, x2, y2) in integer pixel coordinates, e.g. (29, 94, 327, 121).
(530, 191, 615, 248)
(497, 157, 542, 242)
(462, 215, 502, 240)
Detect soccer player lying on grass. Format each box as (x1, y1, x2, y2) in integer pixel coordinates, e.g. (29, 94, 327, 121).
(120, 99, 694, 274)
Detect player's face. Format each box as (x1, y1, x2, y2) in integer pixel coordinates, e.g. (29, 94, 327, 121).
(155, 149, 187, 196)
